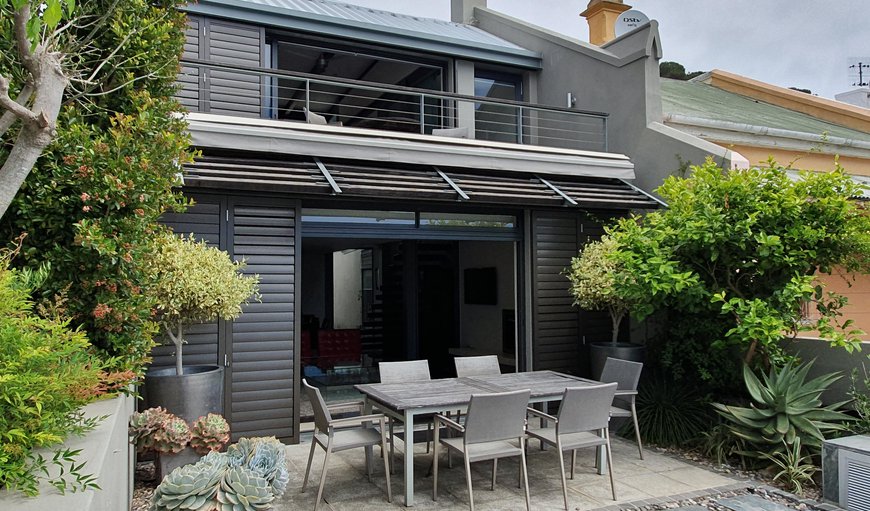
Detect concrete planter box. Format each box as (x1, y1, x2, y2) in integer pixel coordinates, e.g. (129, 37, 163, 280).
(0, 392, 134, 511)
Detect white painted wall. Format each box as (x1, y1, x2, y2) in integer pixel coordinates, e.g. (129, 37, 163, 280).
(333, 250, 362, 329)
(458, 241, 515, 355)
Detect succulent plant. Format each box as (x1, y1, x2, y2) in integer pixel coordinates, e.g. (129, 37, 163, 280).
(190, 414, 231, 455)
(129, 407, 173, 454)
(150, 461, 223, 511)
(225, 437, 257, 467)
(713, 361, 853, 455)
(246, 437, 289, 497)
(152, 416, 193, 454)
(215, 466, 274, 511)
(199, 450, 230, 470)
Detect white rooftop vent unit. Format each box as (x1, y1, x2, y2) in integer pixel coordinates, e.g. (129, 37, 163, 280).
(823, 435, 870, 511)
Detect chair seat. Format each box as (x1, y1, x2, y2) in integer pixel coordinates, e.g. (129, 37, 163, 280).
(610, 405, 631, 418)
(315, 427, 382, 452)
(526, 427, 607, 451)
(440, 437, 523, 463)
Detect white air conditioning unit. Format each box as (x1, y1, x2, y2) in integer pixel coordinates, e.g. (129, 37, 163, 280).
(823, 435, 870, 511)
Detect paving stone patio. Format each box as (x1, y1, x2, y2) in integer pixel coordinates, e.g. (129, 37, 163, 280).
(273, 435, 747, 511)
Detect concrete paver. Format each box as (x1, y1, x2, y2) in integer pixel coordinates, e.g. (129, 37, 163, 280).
(273, 437, 741, 511)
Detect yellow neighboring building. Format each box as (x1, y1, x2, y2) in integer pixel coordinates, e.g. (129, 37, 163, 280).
(661, 69, 870, 341)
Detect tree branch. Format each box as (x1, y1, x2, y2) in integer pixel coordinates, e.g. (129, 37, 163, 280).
(13, 4, 38, 77)
(0, 82, 34, 137)
(0, 76, 39, 125)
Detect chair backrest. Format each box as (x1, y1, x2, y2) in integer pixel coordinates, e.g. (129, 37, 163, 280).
(304, 107, 328, 125)
(379, 360, 431, 383)
(556, 383, 618, 435)
(599, 357, 643, 407)
(302, 379, 332, 433)
(454, 355, 501, 378)
(463, 389, 530, 444)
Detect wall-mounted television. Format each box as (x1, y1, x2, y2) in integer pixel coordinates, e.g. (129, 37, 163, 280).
(464, 267, 497, 305)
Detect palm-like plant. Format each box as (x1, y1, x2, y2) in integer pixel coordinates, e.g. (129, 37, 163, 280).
(713, 361, 852, 454)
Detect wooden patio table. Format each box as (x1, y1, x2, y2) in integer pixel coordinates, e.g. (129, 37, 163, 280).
(355, 370, 601, 506)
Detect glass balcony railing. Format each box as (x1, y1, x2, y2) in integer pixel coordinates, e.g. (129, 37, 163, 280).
(178, 59, 609, 153)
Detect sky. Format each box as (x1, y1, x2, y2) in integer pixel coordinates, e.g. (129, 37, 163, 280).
(340, 0, 869, 100)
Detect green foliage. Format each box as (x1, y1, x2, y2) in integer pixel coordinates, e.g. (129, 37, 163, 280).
(713, 362, 852, 455)
(1, 0, 193, 376)
(659, 61, 704, 80)
(608, 159, 870, 383)
(631, 374, 713, 447)
(190, 414, 231, 455)
(151, 437, 289, 511)
(0, 0, 76, 48)
(0, 259, 103, 495)
(700, 423, 746, 467)
(147, 233, 259, 372)
(759, 437, 817, 496)
(847, 365, 870, 435)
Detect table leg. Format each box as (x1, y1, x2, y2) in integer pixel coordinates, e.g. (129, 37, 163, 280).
(363, 399, 374, 472)
(404, 409, 415, 506)
(597, 444, 607, 475)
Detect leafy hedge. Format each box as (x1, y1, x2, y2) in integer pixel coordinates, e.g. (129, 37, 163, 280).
(0, 260, 103, 495)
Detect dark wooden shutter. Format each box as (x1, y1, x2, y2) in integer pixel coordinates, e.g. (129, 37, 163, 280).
(530, 212, 608, 375)
(203, 20, 263, 118)
(154, 197, 224, 368)
(228, 199, 298, 440)
(177, 16, 202, 112)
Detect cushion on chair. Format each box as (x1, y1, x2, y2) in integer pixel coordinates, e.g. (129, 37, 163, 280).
(315, 427, 382, 452)
(439, 437, 523, 462)
(609, 405, 632, 418)
(526, 427, 606, 451)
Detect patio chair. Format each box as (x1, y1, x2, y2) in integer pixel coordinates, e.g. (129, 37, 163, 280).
(526, 382, 618, 509)
(600, 357, 644, 459)
(454, 355, 501, 377)
(301, 379, 391, 511)
(378, 360, 434, 471)
(432, 389, 532, 511)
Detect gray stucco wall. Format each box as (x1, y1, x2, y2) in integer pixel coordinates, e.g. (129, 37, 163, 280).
(473, 9, 732, 196)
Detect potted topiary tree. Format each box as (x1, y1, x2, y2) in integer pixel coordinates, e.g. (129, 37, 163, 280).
(144, 232, 259, 422)
(567, 235, 645, 378)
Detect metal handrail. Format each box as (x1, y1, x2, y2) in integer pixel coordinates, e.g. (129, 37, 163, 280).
(179, 59, 609, 152)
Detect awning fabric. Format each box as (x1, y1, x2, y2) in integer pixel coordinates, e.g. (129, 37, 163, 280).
(184, 154, 660, 210)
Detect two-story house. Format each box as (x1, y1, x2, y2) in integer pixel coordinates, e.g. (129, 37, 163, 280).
(153, 0, 726, 443)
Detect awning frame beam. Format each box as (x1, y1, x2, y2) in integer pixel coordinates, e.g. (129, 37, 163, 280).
(434, 166, 469, 201)
(537, 175, 577, 206)
(314, 157, 342, 194)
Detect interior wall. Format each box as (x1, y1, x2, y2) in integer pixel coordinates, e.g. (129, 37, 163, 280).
(333, 250, 363, 329)
(458, 241, 515, 355)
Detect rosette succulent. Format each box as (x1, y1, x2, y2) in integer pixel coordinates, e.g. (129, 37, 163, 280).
(216, 465, 274, 511)
(190, 414, 231, 455)
(130, 407, 173, 453)
(247, 437, 289, 497)
(152, 416, 192, 454)
(150, 461, 224, 511)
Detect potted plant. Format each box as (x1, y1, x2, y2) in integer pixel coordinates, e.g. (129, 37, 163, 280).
(144, 232, 259, 422)
(130, 407, 231, 478)
(567, 235, 645, 378)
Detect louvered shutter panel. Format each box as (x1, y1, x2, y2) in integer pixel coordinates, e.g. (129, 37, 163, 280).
(204, 20, 263, 118)
(229, 200, 297, 440)
(177, 16, 202, 112)
(530, 212, 609, 375)
(153, 197, 224, 368)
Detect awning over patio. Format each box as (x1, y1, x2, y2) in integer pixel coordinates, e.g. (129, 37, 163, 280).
(184, 154, 661, 210)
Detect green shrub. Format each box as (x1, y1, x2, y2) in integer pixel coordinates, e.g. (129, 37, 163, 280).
(760, 437, 817, 496)
(0, 260, 103, 495)
(847, 365, 870, 435)
(630, 374, 713, 447)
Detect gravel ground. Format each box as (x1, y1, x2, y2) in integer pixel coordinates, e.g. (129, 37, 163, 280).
(132, 461, 158, 511)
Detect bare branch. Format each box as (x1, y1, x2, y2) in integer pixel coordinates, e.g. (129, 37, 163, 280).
(84, 27, 140, 84)
(13, 4, 38, 76)
(0, 76, 39, 125)
(0, 83, 34, 137)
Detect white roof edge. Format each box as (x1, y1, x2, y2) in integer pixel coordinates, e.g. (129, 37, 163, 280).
(183, 113, 635, 179)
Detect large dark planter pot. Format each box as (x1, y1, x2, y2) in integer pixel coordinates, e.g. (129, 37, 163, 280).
(144, 365, 224, 423)
(589, 342, 645, 380)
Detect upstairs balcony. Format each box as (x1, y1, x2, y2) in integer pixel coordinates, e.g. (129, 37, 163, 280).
(178, 60, 609, 153)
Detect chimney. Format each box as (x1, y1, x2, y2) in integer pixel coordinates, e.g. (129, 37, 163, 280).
(451, 0, 486, 24)
(580, 0, 631, 45)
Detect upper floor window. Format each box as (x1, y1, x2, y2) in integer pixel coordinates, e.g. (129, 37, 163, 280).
(474, 69, 523, 143)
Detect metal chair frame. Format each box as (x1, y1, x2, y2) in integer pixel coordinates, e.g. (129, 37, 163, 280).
(600, 357, 644, 459)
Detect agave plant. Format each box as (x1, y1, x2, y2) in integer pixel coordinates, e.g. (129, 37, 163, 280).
(713, 361, 852, 454)
(216, 465, 274, 511)
(152, 416, 193, 454)
(247, 437, 290, 497)
(190, 414, 231, 455)
(130, 407, 173, 454)
(760, 437, 817, 496)
(150, 462, 224, 511)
